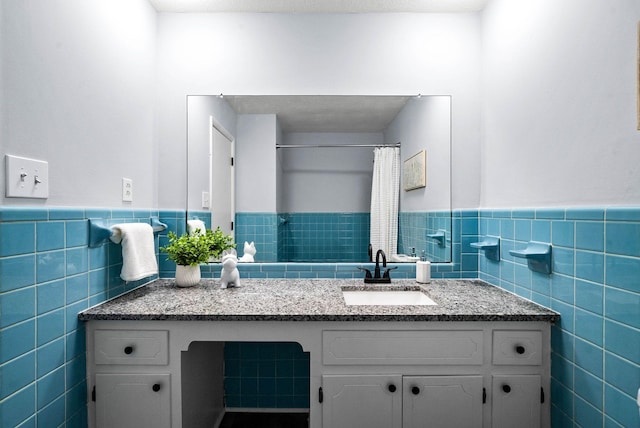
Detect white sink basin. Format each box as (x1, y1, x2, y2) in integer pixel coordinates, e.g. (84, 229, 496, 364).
(342, 290, 437, 306)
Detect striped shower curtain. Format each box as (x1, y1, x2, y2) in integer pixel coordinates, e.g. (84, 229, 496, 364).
(370, 147, 400, 259)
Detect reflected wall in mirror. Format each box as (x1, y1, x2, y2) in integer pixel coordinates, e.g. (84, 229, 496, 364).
(187, 95, 452, 263)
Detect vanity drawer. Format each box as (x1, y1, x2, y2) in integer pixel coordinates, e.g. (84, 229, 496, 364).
(492, 330, 542, 366)
(323, 330, 483, 365)
(94, 330, 169, 365)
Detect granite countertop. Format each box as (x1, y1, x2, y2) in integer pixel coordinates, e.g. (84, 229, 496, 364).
(79, 279, 559, 322)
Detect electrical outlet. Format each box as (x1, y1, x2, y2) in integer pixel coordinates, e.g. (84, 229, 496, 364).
(5, 154, 49, 199)
(122, 178, 133, 202)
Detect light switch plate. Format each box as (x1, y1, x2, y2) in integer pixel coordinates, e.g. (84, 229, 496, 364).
(202, 191, 210, 208)
(5, 154, 49, 198)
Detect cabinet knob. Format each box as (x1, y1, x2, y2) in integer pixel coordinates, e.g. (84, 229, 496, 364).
(515, 345, 526, 354)
(124, 346, 134, 355)
(411, 386, 421, 395)
(388, 384, 397, 393)
(502, 384, 511, 393)
(152, 383, 161, 392)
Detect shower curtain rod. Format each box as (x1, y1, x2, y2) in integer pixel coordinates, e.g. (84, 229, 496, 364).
(275, 142, 400, 149)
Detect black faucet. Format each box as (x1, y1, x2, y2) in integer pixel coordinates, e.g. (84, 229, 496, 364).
(374, 249, 386, 278)
(358, 249, 397, 283)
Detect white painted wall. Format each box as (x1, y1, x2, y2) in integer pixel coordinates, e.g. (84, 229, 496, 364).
(5, 2, 635, 212)
(1, 0, 157, 207)
(156, 12, 482, 211)
(187, 96, 214, 212)
(279, 133, 380, 212)
(235, 114, 277, 212)
(481, 0, 640, 208)
(386, 96, 451, 211)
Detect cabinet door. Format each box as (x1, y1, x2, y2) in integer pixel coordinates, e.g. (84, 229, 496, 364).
(492, 375, 541, 428)
(322, 375, 402, 428)
(403, 376, 483, 428)
(95, 373, 170, 428)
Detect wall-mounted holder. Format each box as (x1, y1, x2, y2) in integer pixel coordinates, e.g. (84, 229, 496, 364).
(89, 217, 167, 248)
(427, 230, 446, 247)
(509, 241, 552, 274)
(470, 236, 500, 261)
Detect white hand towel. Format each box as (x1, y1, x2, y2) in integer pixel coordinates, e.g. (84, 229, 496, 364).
(110, 223, 158, 282)
(187, 219, 207, 235)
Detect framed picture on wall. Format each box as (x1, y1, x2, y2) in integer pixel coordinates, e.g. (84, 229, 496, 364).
(403, 150, 426, 191)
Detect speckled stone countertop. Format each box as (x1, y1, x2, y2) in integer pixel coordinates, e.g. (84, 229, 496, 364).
(78, 279, 559, 322)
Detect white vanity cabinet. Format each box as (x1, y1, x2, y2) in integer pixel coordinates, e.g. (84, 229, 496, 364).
(84, 320, 551, 428)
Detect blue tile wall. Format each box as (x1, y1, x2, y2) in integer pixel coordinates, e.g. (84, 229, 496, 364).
(235, 213, 278, 262)
(477, 207, 640, 428)
(236, 211, 461, 264)
(206, 209, 480, 280)
(224, 342, 310, 409)
(398, 210, 452, 262)
(199, 209, 480, 281)
(278, 212, 369, 262)
(0, 207, 163, 428)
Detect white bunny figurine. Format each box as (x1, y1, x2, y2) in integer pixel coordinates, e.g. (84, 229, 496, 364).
(220, 250, 241, 289)
(238, 241, 256, 263)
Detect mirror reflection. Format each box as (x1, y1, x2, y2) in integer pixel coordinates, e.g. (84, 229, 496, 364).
(187, 95, 451, 263)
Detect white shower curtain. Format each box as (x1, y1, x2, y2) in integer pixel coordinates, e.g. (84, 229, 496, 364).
(370, 147, 400, 259)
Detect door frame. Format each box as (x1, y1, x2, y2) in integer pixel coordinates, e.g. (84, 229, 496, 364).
(209, 115, 235, 238)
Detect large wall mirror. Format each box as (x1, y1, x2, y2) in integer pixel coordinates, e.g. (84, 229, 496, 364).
(187, 95, 452, 263)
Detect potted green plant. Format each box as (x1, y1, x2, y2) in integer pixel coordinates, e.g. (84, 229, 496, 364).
(205, 227, 236, 262)
(160, 231, 212, 287)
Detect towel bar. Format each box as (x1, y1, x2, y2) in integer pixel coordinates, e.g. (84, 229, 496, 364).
(88, 217, 167, 248)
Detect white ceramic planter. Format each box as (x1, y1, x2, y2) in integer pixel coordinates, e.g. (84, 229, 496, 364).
(175, 264, 201, 287)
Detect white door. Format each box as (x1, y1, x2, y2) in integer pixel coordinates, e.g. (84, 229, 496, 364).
(322, 374, 402, 428)
(403, 376, 484, 428)
(210, 120, 234, 237)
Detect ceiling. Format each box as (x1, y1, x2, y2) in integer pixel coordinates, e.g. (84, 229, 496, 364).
(223, 95, 412, 133)
(149, 0, 489, 13)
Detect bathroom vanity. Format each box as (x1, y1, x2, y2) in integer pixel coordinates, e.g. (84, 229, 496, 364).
(79, 279, 559, 428)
